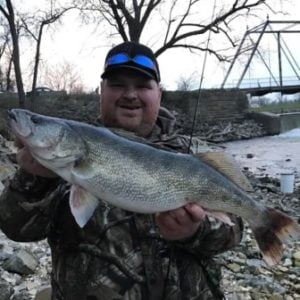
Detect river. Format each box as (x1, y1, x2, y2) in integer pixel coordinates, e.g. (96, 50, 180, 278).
(223, 128, 300, 186)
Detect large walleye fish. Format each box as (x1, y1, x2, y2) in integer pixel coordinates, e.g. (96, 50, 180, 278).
(8, 109, 300, 265)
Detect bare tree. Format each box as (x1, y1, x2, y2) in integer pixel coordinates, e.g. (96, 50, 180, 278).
(0, 18, 16, 92)
(0, 19, 9, 91)
(0, 20, 10, 62)
(176, 71, 199, 91)
(43, 60, 85, 93)
(5, 54, 14, 91)
(74, 0, 280, 59)
(0, 0, 25, 107)
(20, 3, 75, 103)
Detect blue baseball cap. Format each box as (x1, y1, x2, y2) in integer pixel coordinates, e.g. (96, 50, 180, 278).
(101, 42, 160, 82)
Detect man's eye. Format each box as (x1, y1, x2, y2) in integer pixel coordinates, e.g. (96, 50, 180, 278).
(138, 85, 151, 89)
(109, 82, 124, 87)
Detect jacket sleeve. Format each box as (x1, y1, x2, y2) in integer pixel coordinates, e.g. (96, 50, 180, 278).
(0, 168, 62, 242)
(174, 214, 244, 257)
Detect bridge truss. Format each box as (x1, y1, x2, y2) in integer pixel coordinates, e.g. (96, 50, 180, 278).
(221, 19, 300, 95)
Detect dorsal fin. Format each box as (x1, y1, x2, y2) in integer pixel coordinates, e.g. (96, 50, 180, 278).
(194, 152, 254, 192)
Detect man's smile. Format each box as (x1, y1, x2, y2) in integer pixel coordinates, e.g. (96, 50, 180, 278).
(119, 103, 142, 110)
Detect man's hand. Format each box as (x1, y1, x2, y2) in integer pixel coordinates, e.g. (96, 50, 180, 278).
(16, 143, 57, 178)
(155, 203, 206, 240)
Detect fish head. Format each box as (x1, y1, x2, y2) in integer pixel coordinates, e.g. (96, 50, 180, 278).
(8, 109, 86, 168)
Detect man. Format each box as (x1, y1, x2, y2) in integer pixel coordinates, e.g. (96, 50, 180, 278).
(0, 42, 243, 300)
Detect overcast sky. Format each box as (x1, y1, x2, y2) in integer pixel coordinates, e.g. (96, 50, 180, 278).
(12, 0, 300, 91)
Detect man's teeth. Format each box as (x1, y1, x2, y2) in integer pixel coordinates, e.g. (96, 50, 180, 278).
(122, 106, 140, 109)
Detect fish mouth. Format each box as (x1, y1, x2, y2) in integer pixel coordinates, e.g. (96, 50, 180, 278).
(8, 109, 32, 139)
(8, 109, 62, 162)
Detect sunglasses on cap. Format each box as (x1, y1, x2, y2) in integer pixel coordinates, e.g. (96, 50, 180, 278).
(105, 53, 158, 73)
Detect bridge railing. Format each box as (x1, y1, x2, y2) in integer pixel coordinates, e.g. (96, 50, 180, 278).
(224, 76, 300, 89)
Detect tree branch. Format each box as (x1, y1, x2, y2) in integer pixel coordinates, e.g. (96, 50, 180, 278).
(163, 0, 177, 45)
(156, 0, 267, 56)
(0, 5, 9, 19)
(158, 43, 229, 62)
(20, 17, 38, 41)
(76, 0, 273, 59)
(140, 0, 161, 30)
(108, 0, 129, 41)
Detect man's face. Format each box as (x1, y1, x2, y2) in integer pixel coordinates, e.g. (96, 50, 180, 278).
(100, 69, 162, 137)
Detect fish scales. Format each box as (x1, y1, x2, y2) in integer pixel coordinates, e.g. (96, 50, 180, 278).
(76, 123, 259, 216)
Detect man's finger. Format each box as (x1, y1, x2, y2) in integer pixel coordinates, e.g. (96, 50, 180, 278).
(156, 212, 180, 230)
(184, 203, 206, 222)
(168, 208, 192, 226)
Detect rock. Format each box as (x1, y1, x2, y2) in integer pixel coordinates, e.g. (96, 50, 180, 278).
(293, 251, 300, 267)
(0, 160, 16, 181)
(245, 258, 263, 268)
(295, 284, 300, 293)
(250, 288, 265, 300)
(34, 285, 52, 300)
(11, 290, 32, 300)
(269, 294, 284, 300)
(0, 270, 22, 286)
(0, 282, 13, 300)
(0, 181, 4, 192)
(2, 249, 38, 275)
(283, 258, 293, 267)
(276, 265, 289, 273)
(226, 263, 242, 273)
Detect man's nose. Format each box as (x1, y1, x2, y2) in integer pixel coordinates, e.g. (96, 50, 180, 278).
(123, 86, 138, 99)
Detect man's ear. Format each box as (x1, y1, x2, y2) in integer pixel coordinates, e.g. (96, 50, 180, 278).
(158, 86, 163, 104)
(100, 80, 104, 93)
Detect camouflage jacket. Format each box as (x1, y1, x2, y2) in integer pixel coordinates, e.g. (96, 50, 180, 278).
(0, 107, 243, 300)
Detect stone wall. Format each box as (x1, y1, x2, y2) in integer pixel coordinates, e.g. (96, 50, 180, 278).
(280, 112, 300, 133)
(248, 111, 300, 134)
(162, 89, 248, 123)
(247, 112, 281, 135)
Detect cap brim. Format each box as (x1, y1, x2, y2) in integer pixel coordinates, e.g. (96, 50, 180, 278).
(101, 65, 157, 81)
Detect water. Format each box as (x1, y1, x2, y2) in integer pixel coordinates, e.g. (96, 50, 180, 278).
(278, 128, 300, 139)
(223, 130, 300, 179)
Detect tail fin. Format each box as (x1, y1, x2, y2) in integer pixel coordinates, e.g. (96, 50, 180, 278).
(252, 208, 300, 266)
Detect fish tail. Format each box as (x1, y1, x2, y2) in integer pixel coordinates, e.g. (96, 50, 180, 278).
(252, 207, 300, 266)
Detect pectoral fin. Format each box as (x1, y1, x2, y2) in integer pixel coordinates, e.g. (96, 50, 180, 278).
(69, 185, 99, 228)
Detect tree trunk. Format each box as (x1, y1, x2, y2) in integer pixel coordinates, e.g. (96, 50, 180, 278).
(4, 0, 26, 107)
(29, 24, 44, 109)
(6, 55, 13, 91)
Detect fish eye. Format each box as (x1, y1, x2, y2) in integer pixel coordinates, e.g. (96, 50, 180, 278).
(31, 115, 43, 124)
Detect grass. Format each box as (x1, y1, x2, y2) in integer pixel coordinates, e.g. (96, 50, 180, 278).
(249, 100, 300, 114)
